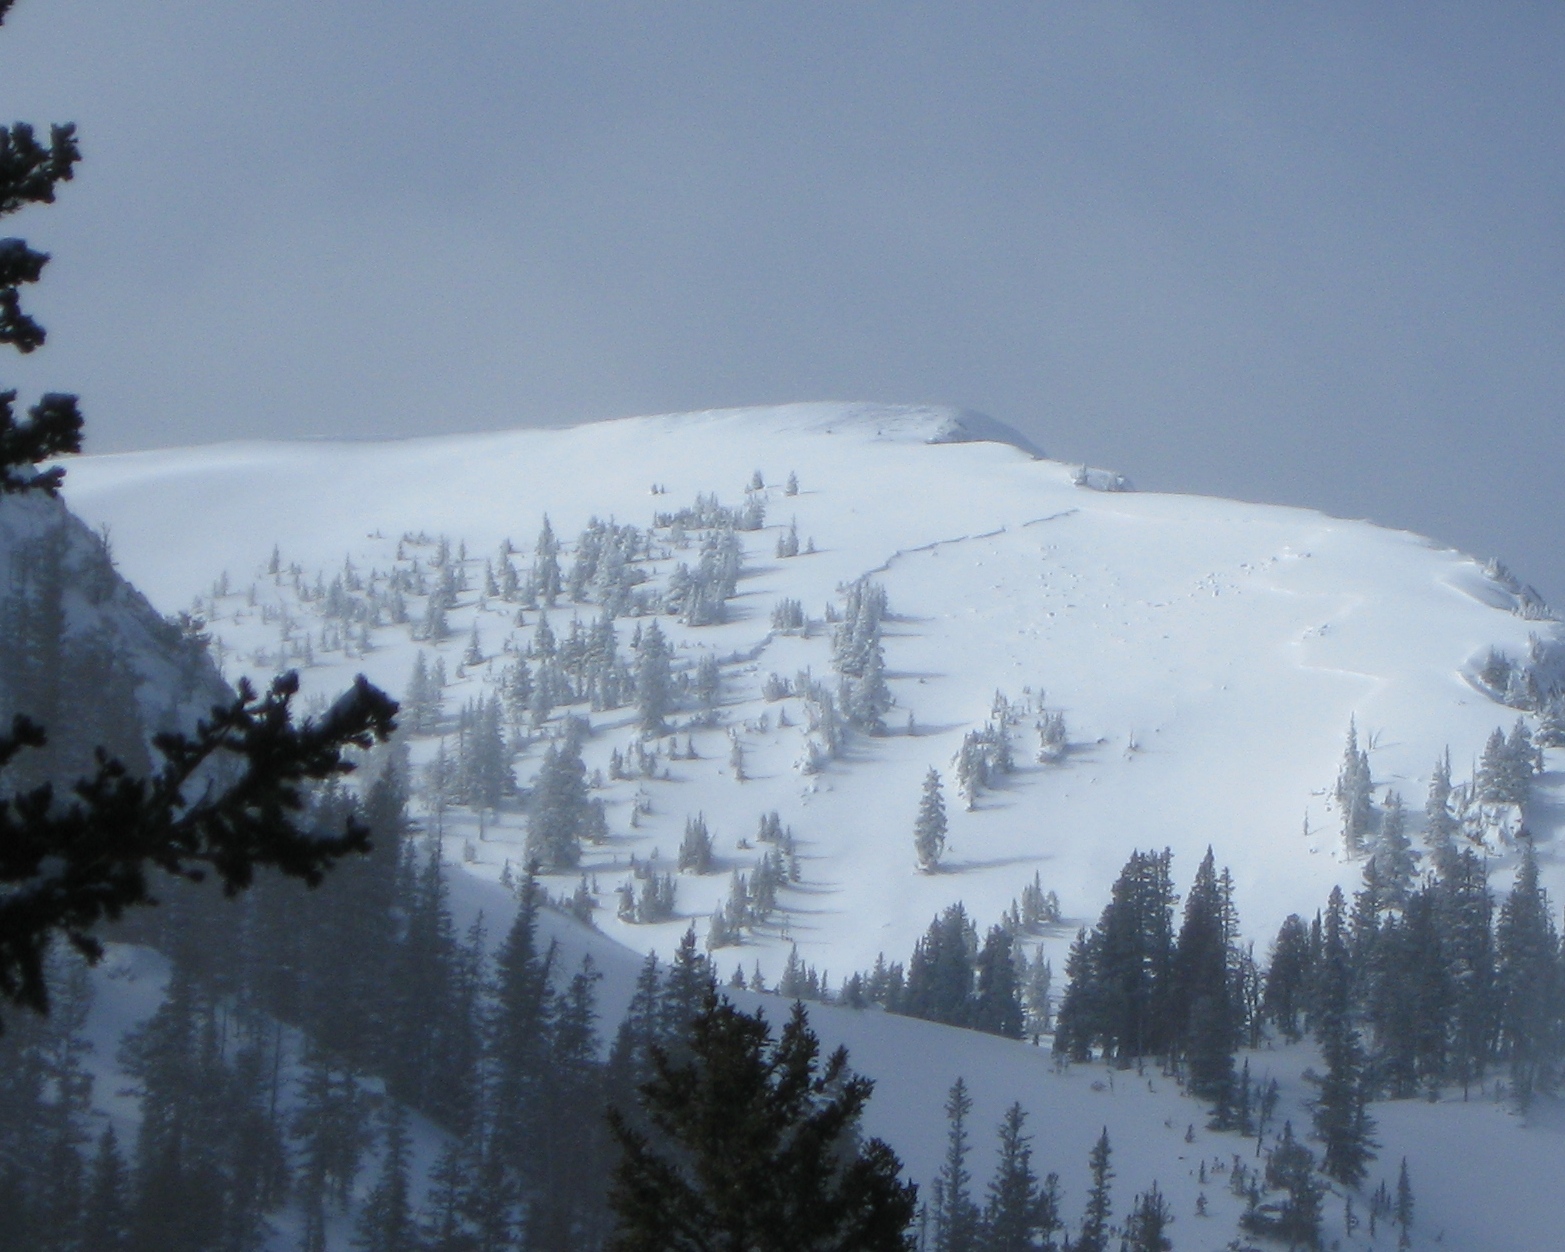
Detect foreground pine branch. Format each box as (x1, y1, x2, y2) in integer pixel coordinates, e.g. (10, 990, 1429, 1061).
(0, 671, 398, 1018)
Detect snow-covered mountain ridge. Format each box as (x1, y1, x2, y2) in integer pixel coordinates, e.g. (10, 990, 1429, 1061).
(59, 401, 1564, 982)
(26, 399, 1564, 1252)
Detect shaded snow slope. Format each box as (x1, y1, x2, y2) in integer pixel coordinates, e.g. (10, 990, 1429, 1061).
(0, 490, 228, 739)
(775, 996, 1565, 1252)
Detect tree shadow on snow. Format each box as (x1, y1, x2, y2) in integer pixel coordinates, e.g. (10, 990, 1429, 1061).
(935, 853, 1044, 874)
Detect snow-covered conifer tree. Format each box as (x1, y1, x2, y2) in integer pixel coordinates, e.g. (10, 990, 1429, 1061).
(403, 651, 440, 734)
(525, 720, 589, 871)
(635, 619, 673, 736)
(1036, 711, 1067, 764)
(534, 516, 561, 605)
(1477, 726, 1511, 805)
(842, 624, 892, 735)
(1537, 692, 1565, 748)
(1423, 749, 1459, 866)
(1335, 718, 1375, 855)
(695, 651, 720, 712)
(1504, 718, 1539, 806)
(1371, 792, 1417, 906)
(914, 768, 947, 872)
(679, 814, 714, 875)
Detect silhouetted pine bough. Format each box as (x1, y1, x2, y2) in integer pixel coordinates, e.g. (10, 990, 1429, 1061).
(0, 0, 398, 1024)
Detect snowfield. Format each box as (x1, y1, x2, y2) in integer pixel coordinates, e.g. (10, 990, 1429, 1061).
(56, 400, 1565, 1250)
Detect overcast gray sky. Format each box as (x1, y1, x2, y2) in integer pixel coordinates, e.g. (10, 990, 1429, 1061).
(2, 1, 1562, 602)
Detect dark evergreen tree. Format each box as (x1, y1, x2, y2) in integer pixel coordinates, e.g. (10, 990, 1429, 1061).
(491, 871, 558, 1183)
(1239, 1121, 1322, 1251)
(606, 996, 917, 1252)
(534, 957, 611, 1252)
(384, 837, 464, 1121)
(1368, 885, 1453, 1099)
(932, 1078, 980, 1252)
(1074, 1129, 1113, 1252)
(1052, 928, 1098, 1063)
(292, 1043, 370, 1249)
(403, 651, 442, 734)
(314, 763, 410, 1068)
(1172, 848, 1238, 1106)
(606, 953, 664, 1126)
(979, 1102, 1058, 1252)
(658, 928, 717, 1060)
(1310, 888, 1377, 1187)
(419, 1136, 478, 1252)
(217, 1008, 291, 1252)
(1122, 1182, 1172, 1252)
(1437, 849, 1496, 1097)
(695, 651, 721, 713)
(119, 956, 229, 1252)
(31, 945, 94, 1251)
(1052, 850, 1176, 1064)
(1395, 1157, 1414, 1246)
(904, 904, 978, 1029)
(80, 1124, 131, 1252)
(354, 1103, 417, 1252)
(1496, 838, 1561, 1107)
(464, 1128, 523, 1252)
(678, 812, 715, 874)
(972, 926, 1024, 1040)
(460, 696, 510, 811)
(1263, 914, 1313, 1044)
(501, 654, 534, 728)
(0, 941, 95, 1252)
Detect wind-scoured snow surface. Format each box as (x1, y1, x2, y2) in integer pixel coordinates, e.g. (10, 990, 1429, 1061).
(61, 401, 1565, 1249)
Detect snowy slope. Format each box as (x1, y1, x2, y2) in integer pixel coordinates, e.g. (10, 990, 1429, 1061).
(52, 401, 1565, 1250)
(768, 995, 1565, 1252)
(62, 402, 1563, 979)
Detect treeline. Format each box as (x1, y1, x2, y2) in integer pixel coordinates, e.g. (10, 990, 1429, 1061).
(1053, 838, 1564, 1194)
(0, 755, 728, 1252)
(755, 892, 1055, 1044)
